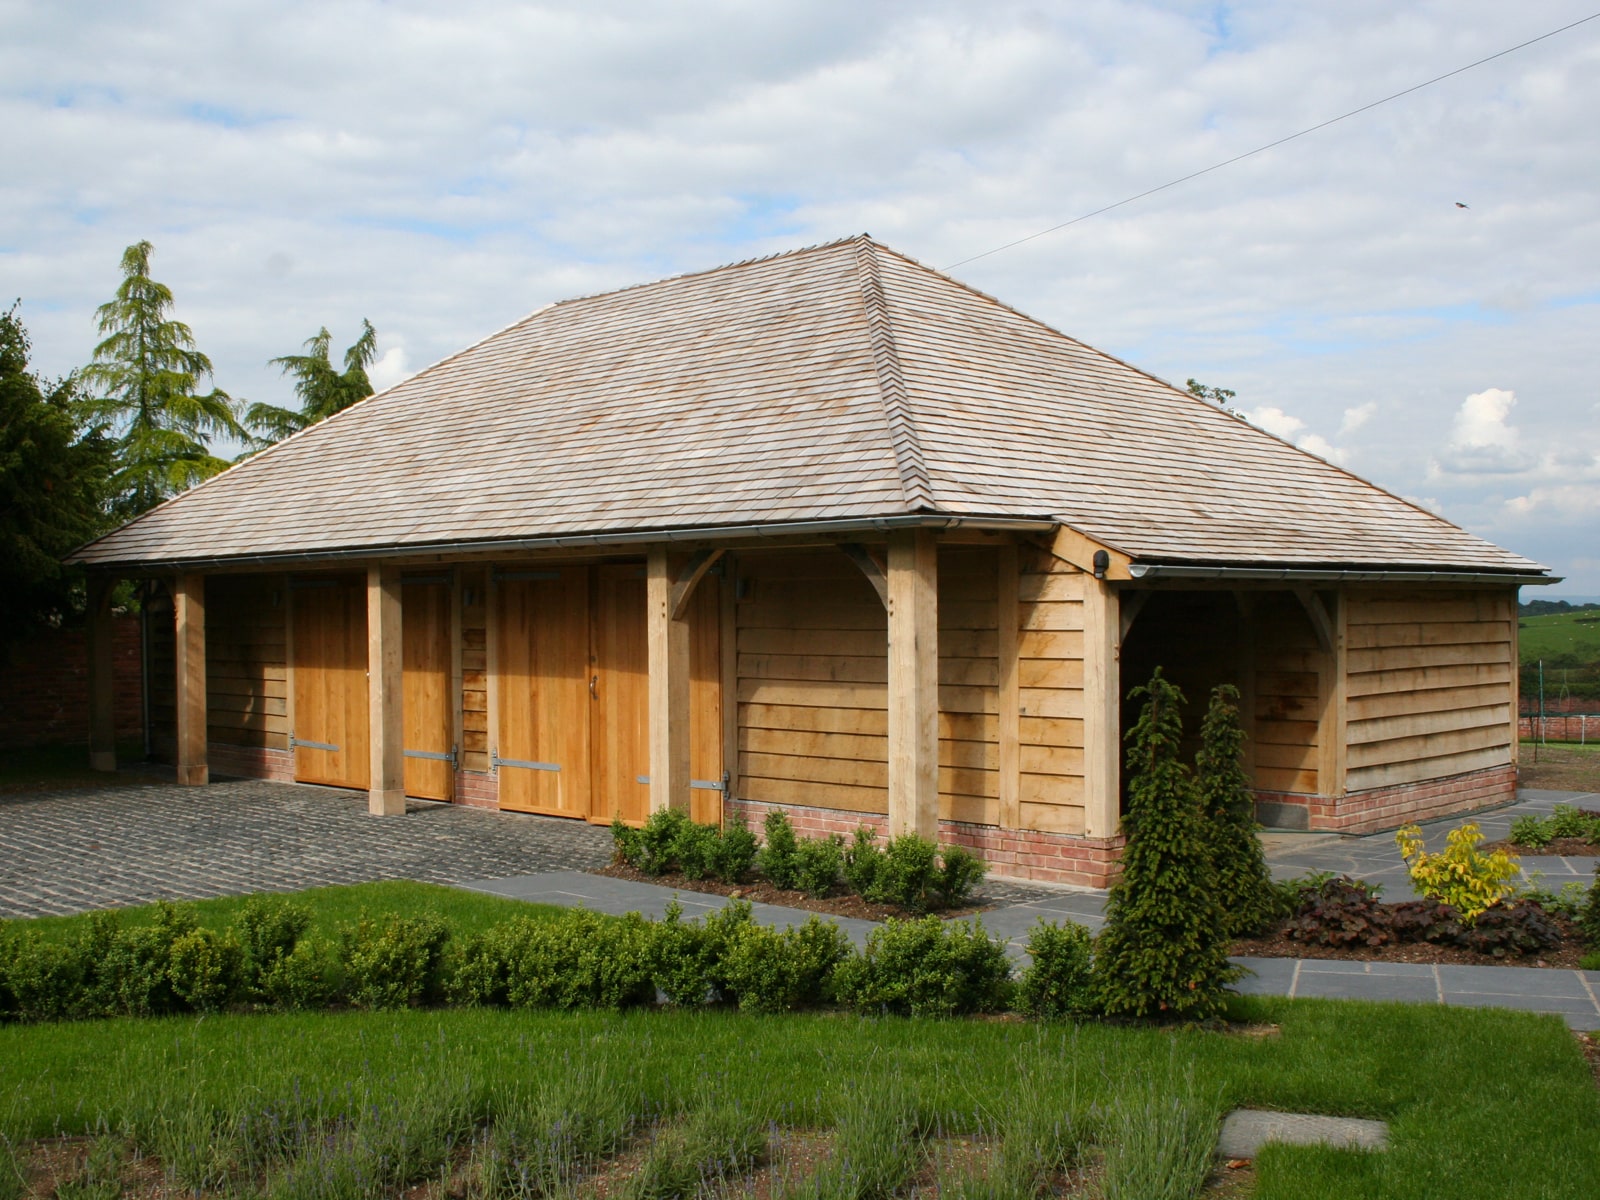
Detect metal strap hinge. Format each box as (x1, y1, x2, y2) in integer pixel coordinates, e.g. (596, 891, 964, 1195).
(290, 734, 338, 752)
(494, 752, 560, 772)
(634, 774, 725, 791)
(404, 745, 458, 767)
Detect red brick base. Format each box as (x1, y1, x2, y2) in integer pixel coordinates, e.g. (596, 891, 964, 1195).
(724, 798, 1123, 889)
(208, 743, 296, 782)
(454, 771, 499, 810)
(1254, 763, 1518, 835)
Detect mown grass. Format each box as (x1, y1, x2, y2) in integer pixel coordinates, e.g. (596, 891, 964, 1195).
(1519, 610, 1600, 665)
(1, 881, 565, 943)
(0, 997, 1596, 1200)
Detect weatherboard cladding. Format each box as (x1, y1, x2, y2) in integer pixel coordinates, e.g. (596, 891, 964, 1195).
(71, 236, 1539, 574)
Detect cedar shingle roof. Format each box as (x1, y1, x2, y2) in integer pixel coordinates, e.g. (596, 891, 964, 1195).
(69, 236, 1545, 575)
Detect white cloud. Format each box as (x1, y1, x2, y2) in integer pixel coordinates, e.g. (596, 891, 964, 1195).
(3, 1, 1598, 585)
(1429, 387, 1538, 476)
(1339, 402, 1376, 435)
(1245, 406, 1346, 463)
(1244, 405, 1304, 441)
(369, 344, 412, 392)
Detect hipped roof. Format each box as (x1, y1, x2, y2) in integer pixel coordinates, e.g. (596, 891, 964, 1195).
(70, 235, 1545, 577)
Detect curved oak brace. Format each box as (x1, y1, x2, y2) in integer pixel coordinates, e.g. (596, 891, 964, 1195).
(669, 548, 726, 620)
(1293, 586, 1336, 654)
(1118, 589, 1150, 644)
(839, 542, 889, 608)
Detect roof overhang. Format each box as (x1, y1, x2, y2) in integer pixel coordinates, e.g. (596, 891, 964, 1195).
(1125, 562, 1558, 586)
(75, 513, 1061, 574)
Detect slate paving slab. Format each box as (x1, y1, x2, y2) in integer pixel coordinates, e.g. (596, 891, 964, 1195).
(1217, 1110, 1388, 1159)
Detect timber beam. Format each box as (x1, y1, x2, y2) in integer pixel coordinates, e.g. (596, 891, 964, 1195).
(367, 564, 405, 815)
(648, 546, 692, 813)
(886, 529, 938, 839)
(173, 573, 208, 786)
(86, 575, 117, 772)
(669, 548, 726, 620)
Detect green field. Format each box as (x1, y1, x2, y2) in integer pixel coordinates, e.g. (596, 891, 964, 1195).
(1520, 609, 1600, 664)
(1519, 609, 1600, 704)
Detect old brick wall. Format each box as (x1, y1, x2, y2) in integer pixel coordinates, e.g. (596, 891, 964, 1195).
(0, 616, 144, 749)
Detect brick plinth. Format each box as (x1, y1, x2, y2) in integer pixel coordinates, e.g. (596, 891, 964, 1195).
(1308, 764, 1517, 833)
(208, 744, 295, 782)
(454, 771, 499, 810)
(724, 798, 1122, 889)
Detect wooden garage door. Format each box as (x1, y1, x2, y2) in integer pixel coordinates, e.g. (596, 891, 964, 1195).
(403, 577, 454, 801)
(290, 576, 369, 789)
(593, 565, 650, 826)
(496, 568, 591, 817)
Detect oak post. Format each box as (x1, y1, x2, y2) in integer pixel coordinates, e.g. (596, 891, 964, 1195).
(1082, 576, 1119, 837)
(647, 546, 691, 813)
(887, 528, 938, 839)
(1317, 588, 1349, 800)
(174, 573, 209, 786)
(87, 575, 117, 772)
(368, 563, 406, 815)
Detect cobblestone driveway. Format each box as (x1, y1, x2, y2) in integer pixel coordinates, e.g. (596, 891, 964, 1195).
(0, 780, 614, 919)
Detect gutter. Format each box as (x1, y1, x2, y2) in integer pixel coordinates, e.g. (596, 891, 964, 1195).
(78, 514, 1060, 573)
(1126, 563, 1559, 586)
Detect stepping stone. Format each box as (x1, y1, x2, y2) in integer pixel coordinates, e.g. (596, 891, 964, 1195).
(1217, 1109, 1389, 1159)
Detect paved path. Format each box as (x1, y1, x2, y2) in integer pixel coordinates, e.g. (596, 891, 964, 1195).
(0, 780, 614, 919)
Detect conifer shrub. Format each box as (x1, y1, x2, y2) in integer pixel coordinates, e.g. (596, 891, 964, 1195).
(1195, 683, 1277, 937)
(1094, 669, 1234, 1021)
(1017, 919, 1096, 1019)
(1581, 866, 1600, 949)
(758, 810, 801, 889)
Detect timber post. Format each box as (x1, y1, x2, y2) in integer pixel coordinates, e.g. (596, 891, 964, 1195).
(647, 546, 691, 813)
(886, 528, 938, 839)
(1317, 588, 1349, 801)
(86, 575, 117, 772)
(173, 573, 209, 786)
(368, 563, 406, 815)
(1081, 575, 1119, 838)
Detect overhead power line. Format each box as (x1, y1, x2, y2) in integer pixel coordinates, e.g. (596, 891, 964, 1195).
(943, 11, 1600, 271)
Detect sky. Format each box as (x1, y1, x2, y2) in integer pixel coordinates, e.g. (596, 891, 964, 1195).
(3, 0, 1598, 594)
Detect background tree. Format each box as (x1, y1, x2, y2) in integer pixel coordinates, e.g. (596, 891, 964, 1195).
(0, 302, 113, 639)
(79, 240, 243, 516)
(1095, 669, 1234, 1021)
(1196, 683, 1279, 936)
(1186, 378, 1236, 408)
(244, 321, 377, 447)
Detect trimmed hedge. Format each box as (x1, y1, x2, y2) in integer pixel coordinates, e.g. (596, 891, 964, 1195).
(0, 896, 1100, 1025)
(612, 810, 986, 912)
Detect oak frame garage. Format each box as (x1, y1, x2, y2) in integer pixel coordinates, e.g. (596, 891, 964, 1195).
(70, 237, 1553, 886)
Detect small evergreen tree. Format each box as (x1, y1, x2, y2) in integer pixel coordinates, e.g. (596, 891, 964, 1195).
(1196, 683, 1278, 936)
(244, 320, 378, 447)
(80, 240, 243, 515)
(1095, 669, 1234, 1020)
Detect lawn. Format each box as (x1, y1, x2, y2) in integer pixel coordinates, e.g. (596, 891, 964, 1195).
(3, 882, 1600, 1199)
(0, 998, 1596, 1199)
(1, 880, 563, 944)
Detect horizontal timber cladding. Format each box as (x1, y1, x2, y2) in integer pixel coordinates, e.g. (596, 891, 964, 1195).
(459, 568, 490, 774)
(1250, 591, 1325, 796)
(1015, 544, 1087, 835)
(1343, 587, 1517, 792)
(734, 545, 1007, 827)
(204, 574, 289, 751)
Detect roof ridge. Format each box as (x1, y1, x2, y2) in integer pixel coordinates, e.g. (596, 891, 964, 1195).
(551, 234, 870, 311)
(853, 238, 936, 512)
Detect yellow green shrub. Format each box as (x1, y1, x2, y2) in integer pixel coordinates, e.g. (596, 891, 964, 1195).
(1395, 822, 1520, 921)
